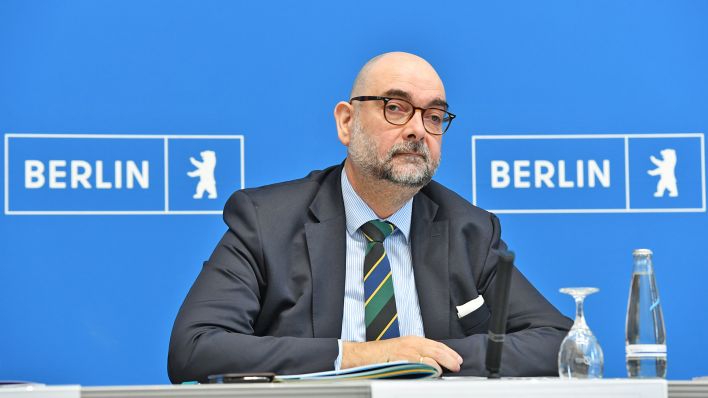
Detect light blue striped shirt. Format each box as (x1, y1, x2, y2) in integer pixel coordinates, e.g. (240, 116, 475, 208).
(334, 168, 425, 369)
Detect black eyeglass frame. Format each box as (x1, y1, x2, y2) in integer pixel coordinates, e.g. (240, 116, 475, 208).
(349, 96, 456, 135)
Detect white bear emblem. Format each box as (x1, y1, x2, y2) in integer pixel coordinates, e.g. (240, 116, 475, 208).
(187, 150, 218, 199)
(647, 148, 678, 198)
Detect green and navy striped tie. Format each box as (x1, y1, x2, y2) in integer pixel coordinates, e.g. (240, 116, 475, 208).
(361, 220, 400, 341)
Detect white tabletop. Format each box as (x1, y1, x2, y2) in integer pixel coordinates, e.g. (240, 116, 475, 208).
(3, 378, 698, 398)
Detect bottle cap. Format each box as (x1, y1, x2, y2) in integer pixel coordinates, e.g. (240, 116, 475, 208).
(632, 248, 653, 256)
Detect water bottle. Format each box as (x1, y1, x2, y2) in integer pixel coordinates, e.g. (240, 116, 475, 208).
(625, 249, 667, 378)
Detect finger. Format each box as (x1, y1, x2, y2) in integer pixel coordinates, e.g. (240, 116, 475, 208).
(432, 350, 460, 372)
(427, 340, 463, 366)
(420, 356, 442, 375)
(432, 340, 462, 361)
(424, 347, 461, 372)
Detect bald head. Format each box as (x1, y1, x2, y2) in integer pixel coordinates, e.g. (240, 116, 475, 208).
(334, 51, 446, 201)
(350, 52, 446, 101)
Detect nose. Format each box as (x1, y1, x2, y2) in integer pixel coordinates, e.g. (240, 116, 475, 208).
(403, 109, 427, 141)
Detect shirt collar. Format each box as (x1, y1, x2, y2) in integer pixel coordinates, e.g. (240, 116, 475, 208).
(340, 167, 413, 241)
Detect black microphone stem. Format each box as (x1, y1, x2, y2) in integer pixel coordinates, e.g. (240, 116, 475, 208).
(485, 250, 515, 379)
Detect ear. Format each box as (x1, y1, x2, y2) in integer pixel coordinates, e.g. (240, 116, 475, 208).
(334, 101, 354, 146)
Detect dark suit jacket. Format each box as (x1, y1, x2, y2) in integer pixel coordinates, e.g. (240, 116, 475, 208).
(168, 164, 572, 383)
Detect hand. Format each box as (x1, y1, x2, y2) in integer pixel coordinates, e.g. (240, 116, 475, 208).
(341, 336, 463, 374)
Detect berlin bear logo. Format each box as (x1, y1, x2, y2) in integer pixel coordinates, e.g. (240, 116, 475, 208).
(187, 150, 217, 199)
(647, 148, 678, 198)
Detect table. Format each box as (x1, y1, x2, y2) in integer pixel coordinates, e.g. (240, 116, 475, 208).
(5, 379, 707, 398)
(5, 377, 708, 398)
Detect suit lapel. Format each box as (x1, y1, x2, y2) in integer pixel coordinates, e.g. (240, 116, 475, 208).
(306, 166, 347, 338)
(410, 192, 450, 340)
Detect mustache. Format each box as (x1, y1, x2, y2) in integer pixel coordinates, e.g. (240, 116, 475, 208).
(386, 141, 430, 161)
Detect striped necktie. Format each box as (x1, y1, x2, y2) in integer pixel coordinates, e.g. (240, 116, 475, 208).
(361, 220, 400, 341)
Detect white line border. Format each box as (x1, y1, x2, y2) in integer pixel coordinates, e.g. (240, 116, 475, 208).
(5, 134, 244, 139)
(164, 137, 169, 212)
(701, 134, 706, 211)
(471, 136, 477, 205)
(624, 136, 631, 210)
(471, 133, 706, 214)
(4, 133, 245, 215)
(4, 133, 9, 215)
(5, 210, 223, 215)
(472, 133, 704, 140)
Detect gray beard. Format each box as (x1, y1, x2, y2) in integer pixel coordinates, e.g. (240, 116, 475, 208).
(348, 117, 440, 188)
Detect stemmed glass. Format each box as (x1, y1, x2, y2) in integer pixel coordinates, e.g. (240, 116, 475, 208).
(558, 287, 604, 379)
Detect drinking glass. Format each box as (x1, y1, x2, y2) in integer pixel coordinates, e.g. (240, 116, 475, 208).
(558, 287, 604, 378)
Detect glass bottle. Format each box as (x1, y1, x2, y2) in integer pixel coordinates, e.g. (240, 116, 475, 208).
(626, 249, 667, 378)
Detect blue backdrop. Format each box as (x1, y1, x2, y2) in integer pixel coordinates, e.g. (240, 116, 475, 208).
(1, 0, 706, 385)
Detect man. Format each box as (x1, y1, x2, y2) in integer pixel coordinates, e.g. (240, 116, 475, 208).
(168, 52, 572, 383)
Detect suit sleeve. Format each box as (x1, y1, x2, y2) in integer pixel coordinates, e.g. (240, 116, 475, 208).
(439, 214, 573, 376)
(167, 190, 339, 383)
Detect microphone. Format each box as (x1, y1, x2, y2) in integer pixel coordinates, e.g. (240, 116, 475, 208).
(485, 250, 515, 379)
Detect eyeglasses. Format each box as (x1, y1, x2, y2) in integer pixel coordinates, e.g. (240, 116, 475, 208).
(349, 96, 456, 135)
